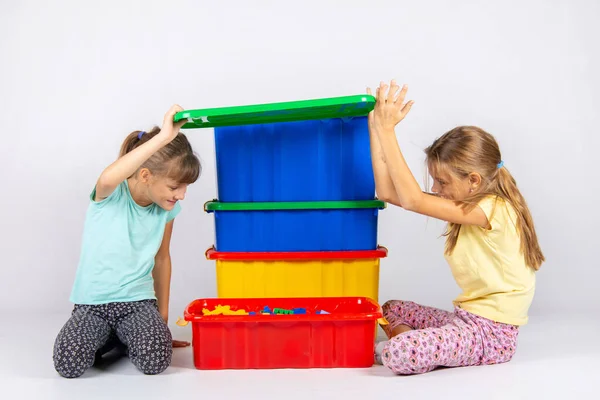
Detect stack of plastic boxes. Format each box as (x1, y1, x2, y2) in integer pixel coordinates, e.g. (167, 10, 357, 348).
(181, 95, 387, 302)
(177, 95, 387, 370)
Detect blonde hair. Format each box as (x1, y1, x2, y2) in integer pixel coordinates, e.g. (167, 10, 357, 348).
(425, 126, 544, 270)
(120, 126, 201, 184)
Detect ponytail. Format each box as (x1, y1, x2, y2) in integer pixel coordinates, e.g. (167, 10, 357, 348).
(494, 167, 545, 270)
(118, 126, 201, 184)
(119, 126, 161, 158)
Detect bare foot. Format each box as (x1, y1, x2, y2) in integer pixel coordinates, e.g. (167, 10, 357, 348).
(384, 324, 413, 339)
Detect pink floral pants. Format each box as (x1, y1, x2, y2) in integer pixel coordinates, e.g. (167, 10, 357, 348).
(380, 300, 519, 375)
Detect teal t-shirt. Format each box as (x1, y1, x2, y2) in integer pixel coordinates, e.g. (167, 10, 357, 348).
(69, 180, 181, 305)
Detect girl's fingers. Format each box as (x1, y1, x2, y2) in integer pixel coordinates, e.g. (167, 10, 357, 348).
(401, 100, 415, 116)
(172, 340, 190, 348)
(379, 81, 389, 102)
(396, 85, 408, 105)
(388, 80, 399, 103)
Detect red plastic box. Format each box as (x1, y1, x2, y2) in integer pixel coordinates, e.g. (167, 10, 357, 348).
(183, 297, 382, 370)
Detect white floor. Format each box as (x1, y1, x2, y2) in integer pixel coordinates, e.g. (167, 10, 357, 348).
(1, 311, 597, 400)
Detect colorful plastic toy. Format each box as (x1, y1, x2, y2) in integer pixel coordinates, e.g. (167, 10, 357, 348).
(273, 308, 293, 315)
(202, 305, 248, 316)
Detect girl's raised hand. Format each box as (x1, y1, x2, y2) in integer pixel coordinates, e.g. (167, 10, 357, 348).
(158, 104, 187, 142)
(372, 80, 414, 132)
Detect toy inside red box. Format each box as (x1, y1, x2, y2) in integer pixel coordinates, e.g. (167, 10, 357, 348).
(183, 297, 382, 370)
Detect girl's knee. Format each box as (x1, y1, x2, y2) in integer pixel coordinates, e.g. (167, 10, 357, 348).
(381, 335, 435, 375)
(53, 336, 95, 378)
(382, 300, 407, 317)
(130, 330, 173, 375)
(382, 300, 419, 330)
(134, 339, 172, 375)
(382, 299, 401, 312)
(54, 360, 87, 378)
(382, 300, 417, 314)
(137, 355, 172, 375)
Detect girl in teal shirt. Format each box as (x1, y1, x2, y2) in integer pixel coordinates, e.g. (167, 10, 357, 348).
(53, 105, 201, 378)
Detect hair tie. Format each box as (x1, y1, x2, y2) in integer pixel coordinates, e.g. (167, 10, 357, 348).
(497, 160, 504, 169)
(138, 131, 146, 139)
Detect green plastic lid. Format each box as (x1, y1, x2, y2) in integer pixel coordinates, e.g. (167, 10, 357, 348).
(204, 199, 386, 212)
(174, 94, 375, 129)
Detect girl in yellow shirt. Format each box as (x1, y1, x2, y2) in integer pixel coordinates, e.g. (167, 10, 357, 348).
(370, 80, 544, 375)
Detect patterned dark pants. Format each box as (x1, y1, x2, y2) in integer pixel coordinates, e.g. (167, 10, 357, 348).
(53, 300, 172, 378)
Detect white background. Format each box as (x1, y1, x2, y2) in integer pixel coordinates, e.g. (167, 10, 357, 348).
(1, 0, 598, 323)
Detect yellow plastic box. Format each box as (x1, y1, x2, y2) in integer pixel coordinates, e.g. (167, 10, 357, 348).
(206, 246, 387, 301)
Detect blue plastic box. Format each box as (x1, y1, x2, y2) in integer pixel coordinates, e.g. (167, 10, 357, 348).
(205, 200, 385, 252)
(214, 117, 375, 202)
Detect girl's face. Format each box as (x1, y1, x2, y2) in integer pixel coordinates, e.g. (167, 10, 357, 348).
(147, 176, 188, 211)
(429, 164, 472, 201)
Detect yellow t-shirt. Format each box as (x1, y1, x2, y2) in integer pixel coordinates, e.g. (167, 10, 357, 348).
(444, 196, 536, 326)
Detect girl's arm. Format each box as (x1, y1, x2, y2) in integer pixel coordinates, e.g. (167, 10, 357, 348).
(153, 220, 174, 323)
(367, 88, 403, 207)
(372, 81, 488, 228)
(153, 220, 190, 347)
(95, 105, 186, 201)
